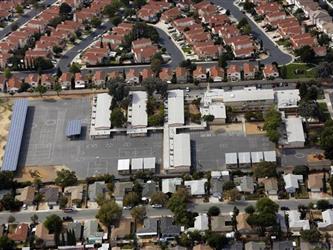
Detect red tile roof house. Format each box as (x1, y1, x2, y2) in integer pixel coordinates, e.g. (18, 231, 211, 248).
(25, 74, 39, 88)
(132, 46, 158, 63)
(0, 52, 10, 69)
(126, 69, 140, 84)
(102, 33, 124, 50)
(93, 71, 107, 87)
(8, 223, 29, 244)
(193, 66, 207, 81)
(290, 33, 317, 49)
(138, 2, 170, 23)
(184, 31, 211, 44)
(202, 14, 230, 28)
(27, 18, 48, 33)
(25, 49, 52, 68)
(215, 24, 240, 40)
(193, 43, 222, 60)
(173, 17, 196, 29)
(263, 64, 279, 79)
(255, 2, 281, 16)
(141, 68, 154, 80)
(175, 67, 188, 83)
(243, 63, 257, 80)
(40, 74, 53, 89)
(132, 38, 153, 49)
(82, 47, 109, 66)
(7, 77, 22, 92)
(74, 72, 87, 88)
(159, 68, 173, 82)
(209, 66, 224, 82)
(59, 72, 72, 89)
(197, 4, 218, 18)
(160, 7, 181, 23)
(227, 64, 241, 81)
(265, 11, 287, 24)
(108, 70, 123, 80)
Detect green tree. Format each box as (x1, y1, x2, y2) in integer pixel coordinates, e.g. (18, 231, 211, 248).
(316, 62, 333, 78)
(167, 188, 193, 226)
(53, 46, 63, 55)
(222, 180, 235, 191)
(150, 191, 168, 206)
(35, 85, 47, 97)
(224, 188, 241, 202)
(299, 100, 317, 124)
(55, 169, 78, 189)
(15, 4, 24, 15)
(1, 194, 23, 211)
(96, 200, 122, 236)
(59, 196, 68, 209)
(59, 2, 72, 16)
(256, 197, 279, 214)
(3, 68, 12, 80)
(91, 16, 102, 28)
(31, 214, 39, 224)
(0, 236, 16, 250)
(151, 53, 163, 74)
(263, 107, 281, 143)
(0, 171, 14, 190)
(130, 206, 146, 224)
(295, 45, 315, 63)
(69, 63, 81, 74)
(300, 228, 321, 243)
(8, 215, 15, 223)
(206, 233, 228, 249)
(293, 165, 309, 176)
(44, 214, 63, 234)
(320, 121, 333, 159)
(110, 107, 125, 128)
(207, 206, 220, 217)
(203, 114, 215, 122)
(316, 199, 330, 211)
(123, 192, 140, 208)
(253, 161, 277, 178)
(54, 83, 62, 96)
(245, 205, 255, 214)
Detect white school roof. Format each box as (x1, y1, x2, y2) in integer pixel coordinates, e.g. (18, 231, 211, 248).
(130, 91, 148, 127)
(238, 152, 251, 164)
(117, 159, 130, 171)
(143, 157, 156, 170)
(173, 133, 191, 167)
(131, 158, 143, 171)
(201, 103, 226, 119)
(222, 87, 274, 103)
(162, 178, 183, 193)
(94, 93, 112, 130)
(225, 153, 238, 165)
(168, 90, 184, 125)
(286, 117, 305, 143)
(263, 151, 276, 162)
(276, 89, 300, 109)
(251, 152, 264, 163)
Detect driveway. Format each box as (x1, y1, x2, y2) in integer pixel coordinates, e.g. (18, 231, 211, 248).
(211, 0, 293, 65)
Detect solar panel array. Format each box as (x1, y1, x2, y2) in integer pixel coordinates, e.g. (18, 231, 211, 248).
(65, 120, 81, 137)
(1, 99, 28, 171)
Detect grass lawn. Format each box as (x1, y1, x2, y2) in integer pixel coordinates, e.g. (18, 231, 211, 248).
(276, 38, 290, 47)
(182, 47, 192, 54)
(283, 63, 317, 79)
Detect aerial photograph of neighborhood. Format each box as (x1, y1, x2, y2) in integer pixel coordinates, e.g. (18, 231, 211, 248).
(3, 0, 333, 248)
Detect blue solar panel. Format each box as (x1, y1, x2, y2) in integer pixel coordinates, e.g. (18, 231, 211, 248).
(2, 99, 28, 172)
(66, 120, 81, 137)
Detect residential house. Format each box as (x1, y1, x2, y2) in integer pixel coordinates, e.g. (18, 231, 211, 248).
(236, 213, 253, 234)
(193, 66, 207, 81)
(113, 182, 133, 203)
(66, 221, 82, 242)
(245, 241, 266, 250)
(25, 74, 39, 88)
(209, 66, 224, 82)
(40, 74, 53, 89)
(162, 178, 182, 194)
(159, 68, 173, 82)
(184, 179, 207, 196)
(235, 176, 254, 193)
(175, 67, 188, 83)
(35, 223, 55, 247)
(258, 177, 278, 195)
(193, 213, 209, 231)
(40, 186, 60, 208)
(141, 68, 154, 80)
(211, 215, 233, 233)
(287, 210, 310, 231)
(283, 174, 303, 194)
(132, 46, 158, 63)
(88, 181, 107, 202)
(126, 69, 140, 84)
(8, 223, 29, 243)
(93, 71, 107, 87)
(59, 72, 72, 90)
(64, 185, 83, 206)
(308, 173, 324, 192)
(159, 217, 181, 240)
(111, 218, 133, 241)
(83, 219, 103, 244)
(74, 72, 87, 89)
(263, 64, 279, 79)
(210, 178, 223, 199)
(15, 186, 35, 208)
(136, 217, 159, 238)
(227, 64, 241, 81)
(161, 7, 181, 23)
(318, 209, 333, 230)
(243, 63, 257, 80)
(7, 77, 22, 93)
(142, 180, 158, 201)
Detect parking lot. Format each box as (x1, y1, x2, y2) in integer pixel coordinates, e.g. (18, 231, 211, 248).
(20, 98, 163, 178)
(190, 130, 275, 171)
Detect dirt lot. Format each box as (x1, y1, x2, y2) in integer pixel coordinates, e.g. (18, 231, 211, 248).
(210, 123, 243, 134)
(245, 122, 266, 135)
(0, 100, 12, 166)
(16, 165, 69, 183)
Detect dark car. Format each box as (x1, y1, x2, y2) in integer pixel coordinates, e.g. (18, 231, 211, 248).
(63, 216, 73, 222)
(280, 206, 289, 211)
